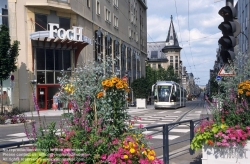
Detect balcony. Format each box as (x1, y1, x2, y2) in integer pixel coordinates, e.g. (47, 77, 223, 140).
(48, 0, 70, 3)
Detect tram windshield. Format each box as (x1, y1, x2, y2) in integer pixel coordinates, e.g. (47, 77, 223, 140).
(154, 85, 172, 102)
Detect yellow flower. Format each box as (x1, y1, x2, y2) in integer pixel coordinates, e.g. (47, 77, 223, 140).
(97, 91, 104, 98)
(221, 124, 226, 129)
(116, 82, 123, 89)
(36, 158, 41, 164)
(123, 154, 128, 159)
(129, 148, 135, 154)
(129, 125, 133, 128)
(102, 80, 108, 86)
(238, 89, 243, 94)
(149, 150, 156, 156)
(111, 77, 119, 83)
(147, 155, 155, 161)
(142, 150, 147, 155)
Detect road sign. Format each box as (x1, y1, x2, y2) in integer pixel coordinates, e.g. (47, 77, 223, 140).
(216, 76, 221, 81)
(218, 64, 235, 76)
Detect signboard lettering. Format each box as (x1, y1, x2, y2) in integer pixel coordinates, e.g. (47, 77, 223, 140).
(48, 23, 90, 43)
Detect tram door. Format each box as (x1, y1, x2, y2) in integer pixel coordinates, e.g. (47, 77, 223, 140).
(37, 86, 47, 110)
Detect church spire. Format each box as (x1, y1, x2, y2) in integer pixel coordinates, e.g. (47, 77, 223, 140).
(166, 15, 179, 46)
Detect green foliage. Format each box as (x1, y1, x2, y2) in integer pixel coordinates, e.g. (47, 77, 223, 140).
(131, 77, 149, 98)
(0, 25, 19, 81)
(36, 122, 59, 154)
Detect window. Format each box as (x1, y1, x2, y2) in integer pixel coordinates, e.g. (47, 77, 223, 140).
(96, 1, 100, 15)
(121, 44, 126, 76)
(35, 14, 47, 31)
(152, 63, 156, 69)
(113, 0, 118, 8)
(36, 48, 71, 84)
(170, 56, 173, 62)
(135, 32, 138, 42)
(128, 27, 132, 38)
(151, 51, 158, 58)
(87, 0, 90, 8)
(114, 15, 118, 28)
(59, 17, 70, 30)
(95, 30, 103, 62)
(105, 8, 111, 23)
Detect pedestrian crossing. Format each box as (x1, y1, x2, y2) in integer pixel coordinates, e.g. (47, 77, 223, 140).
(1, 109, 202, 143)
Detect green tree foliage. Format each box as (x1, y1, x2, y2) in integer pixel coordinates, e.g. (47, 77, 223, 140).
(0, 25, 19, 113)
(132, 65, 179, 99)
(0, 25, 19, 80)
(131, 77, 149, 98)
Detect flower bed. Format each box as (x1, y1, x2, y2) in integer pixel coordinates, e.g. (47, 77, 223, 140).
(13, 59, 163, 164)
(0, 114, 26, 125)
(191, 59, 250, 163)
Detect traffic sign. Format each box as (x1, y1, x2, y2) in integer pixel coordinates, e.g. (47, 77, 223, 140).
(216, 76, 221, 81)
(218, 64, 235, 76)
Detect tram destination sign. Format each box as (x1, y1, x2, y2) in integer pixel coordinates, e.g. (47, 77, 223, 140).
(48, 23, 91, 44)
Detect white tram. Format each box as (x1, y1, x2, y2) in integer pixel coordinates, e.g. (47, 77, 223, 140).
(152, 81, 186, 109)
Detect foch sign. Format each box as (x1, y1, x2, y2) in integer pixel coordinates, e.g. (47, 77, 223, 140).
(48, 23, 91, 44)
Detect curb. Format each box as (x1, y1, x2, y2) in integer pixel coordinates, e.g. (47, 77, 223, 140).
(0, 120, 35, 127)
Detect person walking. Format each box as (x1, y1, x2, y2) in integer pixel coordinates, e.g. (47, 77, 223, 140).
(57, 92, 61, 111)
(53, 93, 58, 111)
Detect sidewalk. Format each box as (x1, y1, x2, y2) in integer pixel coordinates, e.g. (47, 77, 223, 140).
(23, 105, 154, 117)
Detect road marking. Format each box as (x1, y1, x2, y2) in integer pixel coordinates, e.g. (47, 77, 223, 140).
(8, 137, 29, 142)
(7, 133, 26, 137)
(170, 129, 190, 133)
(165, 115, 178, 117)
(153, 135, 179, 140)
(158, 111, 168, 113)
(142, 131, 155, 134)
(160, 119, 173, 121)
(195, 111, 202, 113)
(137, 120, 155, 123)
(173, 111, 182, 113)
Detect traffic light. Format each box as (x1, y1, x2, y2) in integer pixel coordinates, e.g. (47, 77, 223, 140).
(218, 5, 240, 64)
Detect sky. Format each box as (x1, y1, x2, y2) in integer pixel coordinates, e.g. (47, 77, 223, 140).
(147, 0, 238, 85)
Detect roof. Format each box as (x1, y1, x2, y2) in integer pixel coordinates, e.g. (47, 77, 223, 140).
(162, 15, 182, 51)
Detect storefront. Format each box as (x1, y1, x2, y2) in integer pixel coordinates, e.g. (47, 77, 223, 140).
(30, 23, 91, 110)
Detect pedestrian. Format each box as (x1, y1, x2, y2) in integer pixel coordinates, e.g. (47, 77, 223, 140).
(57, 92, 61, 111)
(52, 93, 58, 111)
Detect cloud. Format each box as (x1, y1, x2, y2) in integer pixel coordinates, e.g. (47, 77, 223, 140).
(147, 0, 228, 85)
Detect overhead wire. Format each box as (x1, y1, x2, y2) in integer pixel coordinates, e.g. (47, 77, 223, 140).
(174, 0, 193, 73)
(187, 0, 198, 77)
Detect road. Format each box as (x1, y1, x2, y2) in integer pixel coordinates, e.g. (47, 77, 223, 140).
(0, 98, 207, 163)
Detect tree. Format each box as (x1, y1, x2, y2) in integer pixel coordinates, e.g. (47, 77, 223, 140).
(0, 25, 19, 113)
(131, 77, 149, 99)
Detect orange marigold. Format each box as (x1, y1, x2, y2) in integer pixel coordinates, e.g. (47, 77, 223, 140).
(97, 91, 104, 98)
(116, 82, 123, 89)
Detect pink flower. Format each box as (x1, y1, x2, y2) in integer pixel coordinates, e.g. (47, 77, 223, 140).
(222, 139, 227, 143)
(49, 153, 54, 158)
(217, 142, 221, 146)
(138, 124, 144, 128)
(101, 154, 107, 160)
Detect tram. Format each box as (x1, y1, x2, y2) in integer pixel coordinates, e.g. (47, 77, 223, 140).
(152, 81, 186, 109)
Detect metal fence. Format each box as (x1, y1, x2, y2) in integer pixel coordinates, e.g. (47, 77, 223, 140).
(0, 117, 209, 164)
(144, 117, 209, 164)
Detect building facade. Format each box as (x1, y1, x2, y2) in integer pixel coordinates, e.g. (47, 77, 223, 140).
(147, 15, 182, 80)
(4, 0, 147, 111)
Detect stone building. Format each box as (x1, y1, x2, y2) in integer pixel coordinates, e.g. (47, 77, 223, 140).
(2, 0, 147, 111)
